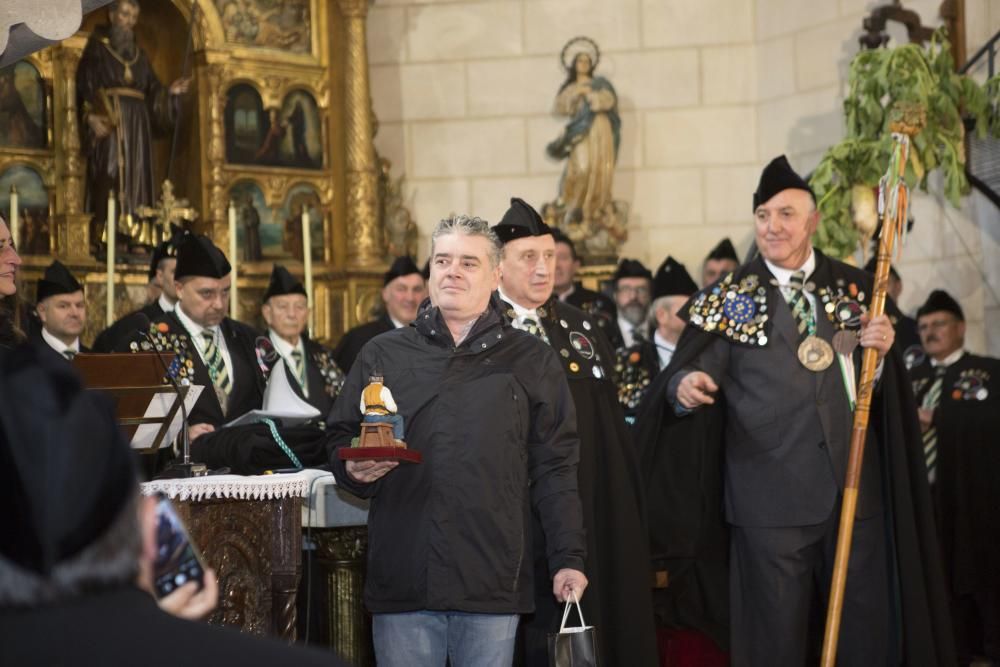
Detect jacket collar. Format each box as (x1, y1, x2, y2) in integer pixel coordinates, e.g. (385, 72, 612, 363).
(414, 294, 508, 352)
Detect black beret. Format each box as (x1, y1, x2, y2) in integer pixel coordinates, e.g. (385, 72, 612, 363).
(421, 259, 430, 281)
(174, 234, 231, 280)
(916, 289, 964, 322)
(612, 258, 652, 283)
(705, 238, 739, 263)
(753, 155, 815, 211)
(493, 198, 552, 245)
(147, 225, 188, 281)
(652, 256, 698, 299)
(862, 255, 900, 281)
(0, 344, 137, 575)
(384, 256, 422, 286)
(262, 264, 306, 303)
(36, 260, 83, 302)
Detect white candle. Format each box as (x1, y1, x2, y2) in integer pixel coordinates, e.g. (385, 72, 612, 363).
(302, 208, 314, 333)
(9, 186, 18, 250)
(106, 193, 116, 326)
(228, 201, 238, 320)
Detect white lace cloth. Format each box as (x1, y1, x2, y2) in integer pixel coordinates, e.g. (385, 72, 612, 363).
(142, 468, 333, 501)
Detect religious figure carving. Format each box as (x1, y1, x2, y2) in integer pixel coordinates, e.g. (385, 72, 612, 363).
(75, 0, 191, 255)
(544, 37, 628, 262)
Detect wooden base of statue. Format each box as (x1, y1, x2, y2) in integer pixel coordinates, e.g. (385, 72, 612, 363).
(337, 421, 422, 463)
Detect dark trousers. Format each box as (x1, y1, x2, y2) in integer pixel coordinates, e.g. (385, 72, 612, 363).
(730, 506, 888, 667)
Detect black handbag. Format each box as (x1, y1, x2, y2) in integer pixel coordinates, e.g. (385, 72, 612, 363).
(547, 593, 599, 667)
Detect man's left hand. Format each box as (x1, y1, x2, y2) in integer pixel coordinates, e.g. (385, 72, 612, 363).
(552, 568, 588, 603)
(169, 77, 192, 95)
(859, 313, 894, 359)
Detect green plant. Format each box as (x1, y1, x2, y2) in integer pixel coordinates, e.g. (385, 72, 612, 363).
(809, 30, 1000, 259)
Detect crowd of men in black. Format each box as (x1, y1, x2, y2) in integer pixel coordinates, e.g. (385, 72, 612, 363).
(0, 154, 997, 667)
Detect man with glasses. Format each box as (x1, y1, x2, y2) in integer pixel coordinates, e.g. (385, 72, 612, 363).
(909, 289, 1000, 665)
(262, 265, 344, 415)
(612, 259, 653, 349)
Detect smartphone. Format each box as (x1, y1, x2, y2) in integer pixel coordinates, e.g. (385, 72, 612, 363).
(152, 495, 206, 598)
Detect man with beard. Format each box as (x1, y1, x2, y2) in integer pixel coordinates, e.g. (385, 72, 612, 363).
(616, 256, 698, 423)
(701, 238, 740, 287)
(33, 261, 89, 362)
(612, 258, 653, 349)
(76, 0, 191, 251)
(494, 198, 657, 667)
(634, 156, 954, 666)
(551, 228, 620, 346)
(333, 256, 425, 373)
(909, 290, 1000, 665)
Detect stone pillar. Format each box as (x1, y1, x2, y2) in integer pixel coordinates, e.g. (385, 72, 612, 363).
(337, 0, 384, 268)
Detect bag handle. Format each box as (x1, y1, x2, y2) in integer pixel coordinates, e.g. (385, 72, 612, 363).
(559, 590, 586, 632)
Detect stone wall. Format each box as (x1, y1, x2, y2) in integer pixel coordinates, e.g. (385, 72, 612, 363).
(368, 0, 1000, 354)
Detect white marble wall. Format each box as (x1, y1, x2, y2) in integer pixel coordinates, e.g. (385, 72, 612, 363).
(368, 0, 1000, 354)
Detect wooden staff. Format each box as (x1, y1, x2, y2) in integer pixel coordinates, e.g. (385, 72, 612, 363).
(820, 126, 916, 666)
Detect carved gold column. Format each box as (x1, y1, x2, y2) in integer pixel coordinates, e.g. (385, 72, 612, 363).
(337, 0, 384, 268)
(54, 46, 91, 261)
(204, 63, 228, 241)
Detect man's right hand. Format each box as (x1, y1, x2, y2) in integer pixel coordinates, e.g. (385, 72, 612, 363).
(676, 371, 718, 409)
(917, 407, 934, 433)
(87, 114, 112, 139)
(188, 423, 215, 442)
(346, 459, 398, 483)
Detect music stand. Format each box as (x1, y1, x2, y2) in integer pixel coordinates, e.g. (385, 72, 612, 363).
(73, 353, 199, 459)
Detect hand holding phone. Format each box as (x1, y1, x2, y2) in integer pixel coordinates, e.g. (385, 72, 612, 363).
(152, 496, 206, 599)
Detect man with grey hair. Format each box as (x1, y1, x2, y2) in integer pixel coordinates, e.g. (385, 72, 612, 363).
(327, 215, 588, 666)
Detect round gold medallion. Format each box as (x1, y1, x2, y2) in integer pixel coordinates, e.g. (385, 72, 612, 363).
(831, 329, 859, 355)
(797, 335, 834, 371)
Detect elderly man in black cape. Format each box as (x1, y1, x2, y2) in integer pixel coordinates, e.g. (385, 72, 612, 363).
(909, 290, 1000, 664)
(494, 197, 658, 667)
(634, 155, 955, 666)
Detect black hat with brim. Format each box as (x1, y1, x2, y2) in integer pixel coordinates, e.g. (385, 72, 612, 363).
(753, 155, 815, 211)
(262, 264, 307, 303)
(612, 258, 653, 283)
(147, 225, 189, 280)
(653, 256, 698, 299)
(0, 344, 137, 575)
(706, 238, 739, 262)
(36, 260, 83, 302)
(384, 256, 422, 286)
(493, 197, 552, 245)
(174, 234, 231, 280)
(916, 289, 964, 322)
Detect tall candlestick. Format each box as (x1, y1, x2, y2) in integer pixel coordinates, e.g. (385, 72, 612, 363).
(106, 194, 116, 326)
(228, 201, 238, 319)
(8, 186, 18, 250)
(302, 209, 314, 333)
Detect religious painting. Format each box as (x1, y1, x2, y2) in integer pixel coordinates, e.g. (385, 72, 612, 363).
(225, 83, 265, 165)
(278, 183, 325, 262)
(228, 180, 269, 262)
(214, 0, 312, 55)
(0, 62, 47, 150)
(0, 165, 51, 255)
(277, 90, 322, 169)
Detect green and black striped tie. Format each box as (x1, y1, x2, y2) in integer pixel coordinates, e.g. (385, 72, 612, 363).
(201, 331, 231, 396)
(921, 365, 947, 484)
(784, 270, 814, 341)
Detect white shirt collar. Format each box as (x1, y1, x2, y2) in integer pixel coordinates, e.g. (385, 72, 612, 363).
(653, 330, 676, 353)
(498, 287, 541, 322)
(175, 303, 215, 339)
(557, 284, 575, 302)
(269, 329, 304, 358)
(41, 328, 79, 355)
(764, 248, 816, 287)
(388, 314, 406, 329)
(158, 293, 176, 313)
(930, 348, 964, 368)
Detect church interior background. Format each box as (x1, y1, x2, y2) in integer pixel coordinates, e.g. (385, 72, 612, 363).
(1, 0, 998, 354)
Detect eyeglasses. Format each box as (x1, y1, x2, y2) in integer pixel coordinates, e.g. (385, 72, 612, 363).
(616, 285, 650, 297)
(917, 318, 958, 333)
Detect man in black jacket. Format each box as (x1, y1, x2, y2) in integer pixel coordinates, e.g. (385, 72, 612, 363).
(910, 290, 1000, 664)
(33, 261, 90, 361)
(332, 255, 425, 372)
(327, 215, 587, 667)
(494, 198, 658, 667)
(0, 345, 340, 667)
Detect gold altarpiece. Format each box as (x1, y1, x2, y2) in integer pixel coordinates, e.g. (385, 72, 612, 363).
(1, 0, 400, 345)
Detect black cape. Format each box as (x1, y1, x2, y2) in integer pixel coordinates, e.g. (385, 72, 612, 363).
(92, 300, 165, 353)
(634, 253, 956, 665)
(910, 352, 1000, 595)
(332, 313, 394, 374)
(507, 297, 658, 667)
